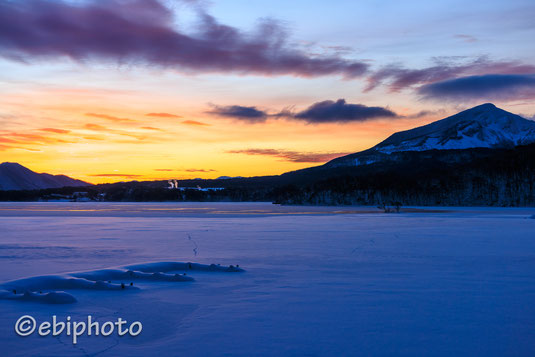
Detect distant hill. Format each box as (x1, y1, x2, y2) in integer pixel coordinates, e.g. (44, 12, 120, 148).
(0, 162, 90, 191)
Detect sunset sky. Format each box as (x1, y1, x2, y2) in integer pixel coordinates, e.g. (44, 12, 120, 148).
(1, 0, 535, 183)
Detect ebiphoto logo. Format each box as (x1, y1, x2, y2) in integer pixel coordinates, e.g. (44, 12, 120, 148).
(15, 315, 142, 344)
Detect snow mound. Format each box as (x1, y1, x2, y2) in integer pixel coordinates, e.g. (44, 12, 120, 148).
(0, 261, 244, 304)
(73, 269, 195, 282)
(124, 261, 245, 273)
(0, 290, 77, 304)
(1, 275, 140, 292)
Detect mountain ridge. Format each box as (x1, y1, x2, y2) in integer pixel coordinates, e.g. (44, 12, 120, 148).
(0, 162, 90, 191)
(325, 103, 535, 168)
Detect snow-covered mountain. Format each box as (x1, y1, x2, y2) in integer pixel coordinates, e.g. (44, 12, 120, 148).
(375, 103, 535, 153)
(326, 103, 535, 167)
(0, 162, 90, 191)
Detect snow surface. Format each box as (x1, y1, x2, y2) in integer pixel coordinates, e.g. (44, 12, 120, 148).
(0, 202, 534, 356)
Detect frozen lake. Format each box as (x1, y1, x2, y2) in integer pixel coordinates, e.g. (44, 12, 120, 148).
(0, 202, 534, 356)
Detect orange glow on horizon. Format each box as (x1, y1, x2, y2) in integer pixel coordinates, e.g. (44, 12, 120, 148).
(3, 82, 532, 184)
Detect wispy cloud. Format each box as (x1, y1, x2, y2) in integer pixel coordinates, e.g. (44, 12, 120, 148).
(39, 128, 71, 134)
(2, 132, 75, 144)
(83, 135, 105, 141)
(84, 123, 108, 131)
(155, 168, 216, 172)
(146, 112, 182, 118)
(0, 137, 21, 144)
(402, 109, 446, 119)
(84, 123, 152, 141)
(182, 120, 210, 126)
(184, 168, 217, 172)
(85, 113, 135, 122)
(0, 130, 76, 151)
(89, 173, 143, 178)
(453, 34, 478, 43)
(0, 0, 368, 79)
(227, 148, 350, 163)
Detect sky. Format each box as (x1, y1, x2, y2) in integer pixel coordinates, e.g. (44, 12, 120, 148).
(1, 0, 534, 183)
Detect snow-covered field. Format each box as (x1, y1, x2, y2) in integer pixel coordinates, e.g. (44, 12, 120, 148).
(0, 202, 534, 356)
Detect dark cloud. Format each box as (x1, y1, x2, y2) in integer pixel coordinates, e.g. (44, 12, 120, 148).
(0, 0, 368, 78)
(418, 74, 535, 101)
(293, 99, 398, 123)
(208, 99, 399, 123)
(207, 105, 268, 123)
(365, 57, 535, 92)
(146, 112, 182, 118)
(227, 148, 351, 163)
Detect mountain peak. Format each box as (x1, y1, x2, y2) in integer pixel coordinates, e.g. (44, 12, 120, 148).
(324, 104, 535, 168)
(0, 162, 24, 167)
(373, 104, 535, 154)
(0, 163, 90, 191)
(474, 102, 496, 109)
